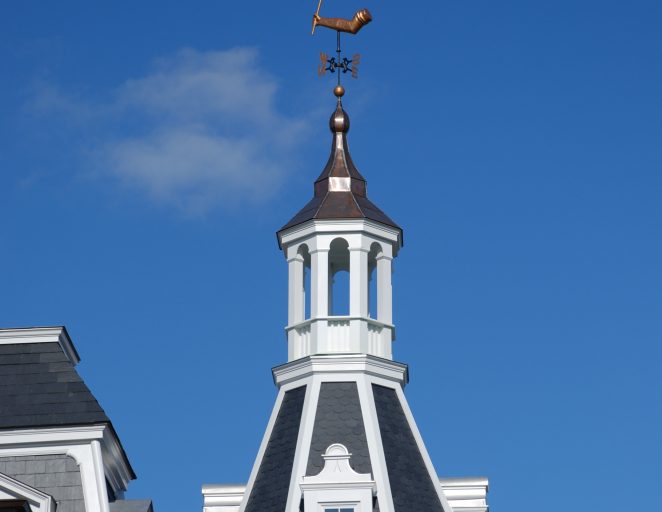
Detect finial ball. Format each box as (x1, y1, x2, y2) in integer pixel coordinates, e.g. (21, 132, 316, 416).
(333, 85, 345, 98)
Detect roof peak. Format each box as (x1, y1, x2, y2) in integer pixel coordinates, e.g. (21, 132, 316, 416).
(279, 99, 401, 235)
(314, 100, 367, 197)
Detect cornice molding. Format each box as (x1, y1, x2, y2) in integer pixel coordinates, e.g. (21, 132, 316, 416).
(0, 326, 80, 365)
(0, 424, 134, 495)
(279, 219, 402, 251)
(272, 354, 409, 388)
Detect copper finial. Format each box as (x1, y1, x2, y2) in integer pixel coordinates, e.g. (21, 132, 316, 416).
(329, 102, 350, 133)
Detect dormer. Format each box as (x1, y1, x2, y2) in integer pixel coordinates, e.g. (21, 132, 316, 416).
(0, 327, 151, 512)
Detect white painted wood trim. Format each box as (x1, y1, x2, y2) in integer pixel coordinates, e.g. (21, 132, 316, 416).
(0, 424, 132, 502)
(284, 378, 319, 512)
(0, 472, 56, 512)
(0, 326, 79, 365)
(357, 375, 395, 512)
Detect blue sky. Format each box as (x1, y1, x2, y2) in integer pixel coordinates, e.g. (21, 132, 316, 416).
(1, 1, 660, 511)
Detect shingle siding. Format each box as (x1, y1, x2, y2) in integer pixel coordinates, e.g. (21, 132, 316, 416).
(0, 343, 109, 429)
(0, 454, 85, 512)
(306, 382, 372, 476)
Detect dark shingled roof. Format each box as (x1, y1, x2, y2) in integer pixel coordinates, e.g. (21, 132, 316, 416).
(0, 342, 110, 429)
(244, 386, 306, 512)
(306, 382, 371, 476)
(279, 102, 401, 236)
(372, 384, 446, 512)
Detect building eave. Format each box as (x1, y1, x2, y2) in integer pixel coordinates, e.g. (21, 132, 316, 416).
(0, 326, 80, 365)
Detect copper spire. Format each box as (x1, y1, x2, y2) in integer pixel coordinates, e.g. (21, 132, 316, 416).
(279, 94, 400, 236)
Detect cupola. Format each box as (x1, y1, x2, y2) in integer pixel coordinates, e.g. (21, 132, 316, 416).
(278, 94, 403, 361)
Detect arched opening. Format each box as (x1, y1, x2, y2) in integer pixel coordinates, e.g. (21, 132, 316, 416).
(328, 238, 350, 316)
(368, 242, 382, 319)
(298, 244, 311, 320)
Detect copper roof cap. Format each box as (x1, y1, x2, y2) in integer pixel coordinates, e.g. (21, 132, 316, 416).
(279, 98, 401, 238)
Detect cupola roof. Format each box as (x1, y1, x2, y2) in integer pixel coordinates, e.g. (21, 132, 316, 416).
(279, 98, 401, 236)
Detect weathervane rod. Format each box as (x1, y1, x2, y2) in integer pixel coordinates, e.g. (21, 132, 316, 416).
(312, 0, 323, 34)
(336, 31, 341, 86)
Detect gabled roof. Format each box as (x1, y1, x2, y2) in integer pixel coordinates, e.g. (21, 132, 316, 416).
(279, 102, 401, 235)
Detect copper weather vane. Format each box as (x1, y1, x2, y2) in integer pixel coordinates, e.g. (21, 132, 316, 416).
(311, 0, 372, 92)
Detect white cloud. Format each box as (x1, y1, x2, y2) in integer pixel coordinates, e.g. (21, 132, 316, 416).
(31, 47, 308, 215)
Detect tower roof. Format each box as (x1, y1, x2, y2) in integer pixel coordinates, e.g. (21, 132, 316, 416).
(279, 100, 401, 236)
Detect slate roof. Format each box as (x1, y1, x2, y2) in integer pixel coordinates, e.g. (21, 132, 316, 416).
(279, 102, 401, 235)
(0, 342, 110, 429)
(306, 382, 371, 476)
(372, 384, 446, 512)
(244, 386, 306, 512)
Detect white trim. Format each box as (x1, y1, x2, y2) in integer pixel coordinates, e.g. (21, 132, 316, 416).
(91, 440, 111, 512)
(358, 377, 395, 512)
(0, 472, 56, 512)
(202, 484, 245, 512)
(202, 478, 488, 512)
(0, 327, 79, 365)
(300, 444, 375, 512)
(439, 477, 489, 512)
(284, 378, 320, 512)
(0, 424, 133, 512)
(272, 355, 408, 389)
(279, 219, 402, 252)
(0, 425, 106, 445)
(285, 316, 394, 333)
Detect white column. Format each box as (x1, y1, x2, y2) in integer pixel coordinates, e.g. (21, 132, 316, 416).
(350, 248, 369, 317)
(376, 254, 393, 324)
(288, 254, 305, 325)
(311, 249, 329, 318)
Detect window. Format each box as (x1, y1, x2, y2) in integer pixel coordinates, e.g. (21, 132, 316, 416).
(328, 238, 350, 316)
(324, 508, 354, 512)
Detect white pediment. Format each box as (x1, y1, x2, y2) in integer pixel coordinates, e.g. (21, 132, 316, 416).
(300, 444, 376, 512)
(0, 472, 55, 512)
(302, 444, 373, 486)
